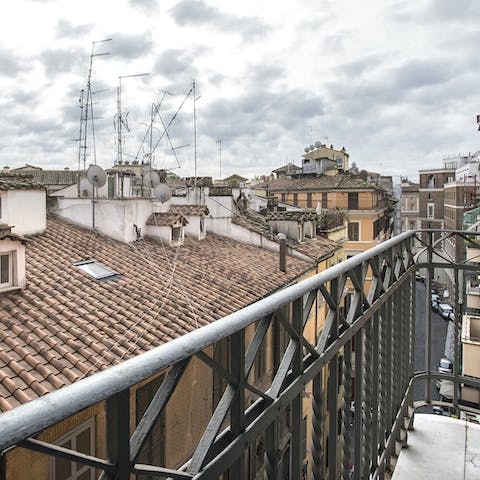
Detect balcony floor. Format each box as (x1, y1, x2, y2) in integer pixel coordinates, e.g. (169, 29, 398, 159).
(392, 414, 480, 480)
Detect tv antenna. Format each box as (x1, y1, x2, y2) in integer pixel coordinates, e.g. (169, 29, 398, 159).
(86, 165, 106, 230)
(193, 79, 201, 190)
(115, 72, 149, 166)
(77, 38, 111, 196)
(217, 138, 223, 180)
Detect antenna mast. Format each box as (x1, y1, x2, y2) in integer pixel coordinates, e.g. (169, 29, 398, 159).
(77, 39, 111, 196)
(193, 79, 198, 189)
(217, 138, 223, 180)
(116, 72, 149, 166)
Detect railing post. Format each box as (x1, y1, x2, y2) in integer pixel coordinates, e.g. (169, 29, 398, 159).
(265, 421, 278, 479)
(291, 297, 304, 479)
(103, 389, 130, 480)
(425, 231, 433, 403)
(311, 369, 324, 480)
(370, 311, 380, 473)
(341, 340, 353, 480)
(453, 268, 460, 409)
(353, 327, 363, 480)
(230, 330, 246, 480)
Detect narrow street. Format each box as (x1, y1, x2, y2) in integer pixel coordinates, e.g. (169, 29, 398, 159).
(413, 281, 449, 402)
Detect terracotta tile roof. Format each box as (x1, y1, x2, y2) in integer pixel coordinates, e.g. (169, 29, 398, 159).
(0, 225, 28, 244)
(253, 174, 381, 192)
(232, 210, 273, 237)
(293, 237, 341, 261)
(169, 204, 209, 216)
(146, 213, 188, 226)
(232, 210, 340, 262)
(0, 216, 311, 410)
(266, 210, 317, 222)
(0, 174, 45, 191)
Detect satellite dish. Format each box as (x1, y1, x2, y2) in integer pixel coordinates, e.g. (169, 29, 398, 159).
(143, 170, 161, 188)
(154, 183, 172, 203)
(304, 147, 309, 153)
(86, 165, 106, 187)
(309, 144, 315, 151)
(315, 141, 321, 148)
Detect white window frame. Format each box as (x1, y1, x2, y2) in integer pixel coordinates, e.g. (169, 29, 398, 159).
(50, 418, 96, 480)
(347, 221, 360, 241)
(0, 251, 14, 289)
(427, 203, 435, 219)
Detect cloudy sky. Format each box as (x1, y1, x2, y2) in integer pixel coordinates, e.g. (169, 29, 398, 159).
(1, 0, 479, 181)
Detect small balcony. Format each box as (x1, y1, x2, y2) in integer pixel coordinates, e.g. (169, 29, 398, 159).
(0, 230, 479, 479)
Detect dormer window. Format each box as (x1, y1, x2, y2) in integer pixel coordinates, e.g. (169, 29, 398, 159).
(145, 212, 188, 246)
(0, 225, 27, 293)
(0, 252, 13, 287)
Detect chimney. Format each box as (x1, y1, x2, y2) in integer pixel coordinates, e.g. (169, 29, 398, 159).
(3, 166, 10, 172)
(278, 233, 286, 273)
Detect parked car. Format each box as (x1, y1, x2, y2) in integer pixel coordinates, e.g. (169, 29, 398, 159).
(437, 303, 453, 319)
(415, 272, 425, 282)
(431, 293, 440, 311)
(436, 357, 453, 389)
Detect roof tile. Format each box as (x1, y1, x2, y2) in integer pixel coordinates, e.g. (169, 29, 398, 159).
(0, 216, 311, 410)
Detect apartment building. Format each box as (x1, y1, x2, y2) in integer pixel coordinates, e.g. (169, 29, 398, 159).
(252, 174, 393, 258)
(400, 179, 420, 232)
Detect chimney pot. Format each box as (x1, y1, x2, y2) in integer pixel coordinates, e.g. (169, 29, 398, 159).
(278, 233, 287, 273)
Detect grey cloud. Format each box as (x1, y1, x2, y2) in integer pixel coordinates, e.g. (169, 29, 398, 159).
(390, 59, 453, 90)
(0, 48, 25, 77)
(423, 0, 480, 21)
(169, 0, 269, 40)
(335, 54, 385, 77)
(40, 47, 86, 76)
(128, 0, 160, 15)
(153, 48, 199, 77)
(55, 19, 93, 39)
(109, 32, 154, 59)
(202, 87, 324, 142)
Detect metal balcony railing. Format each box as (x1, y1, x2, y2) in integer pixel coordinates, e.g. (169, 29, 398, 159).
(0, 230, 480, 479)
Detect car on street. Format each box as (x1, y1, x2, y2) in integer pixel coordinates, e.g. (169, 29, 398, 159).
(431, 293, 440, 311)
(436, 357, 453, 389)
(437, 303, 453, 319)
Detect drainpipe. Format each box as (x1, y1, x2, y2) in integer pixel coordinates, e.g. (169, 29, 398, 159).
(278, 233, 287, 273)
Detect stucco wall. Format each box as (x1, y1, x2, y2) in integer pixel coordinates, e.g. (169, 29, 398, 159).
(1, 190, 46, 235)
(55, 198, 152, 243)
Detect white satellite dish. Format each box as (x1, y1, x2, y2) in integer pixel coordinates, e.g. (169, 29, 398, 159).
(154, 183, 172, 203)
(143, 170, 161, 188)
(85, 165, 106, 230)
(86, 165, 106, 187)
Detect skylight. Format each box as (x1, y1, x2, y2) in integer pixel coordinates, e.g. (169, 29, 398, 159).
(74, 260, 120, 281)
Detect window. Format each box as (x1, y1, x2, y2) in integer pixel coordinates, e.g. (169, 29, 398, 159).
(74, 260, 119, 281)
(348, 222, 359, 241)
(172, 227, 183, 242)
(322, 192, 328, 209)
(51, 420, 95, 480)
(427, 203, 435, 219)
(348, 192, 359, 209)
(281, 192, 286, 202)
(306, 192, 312, 208)
(0, 253, 12, 287)
(200, 215, 205, 234)
(293, 193, 298, 206)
